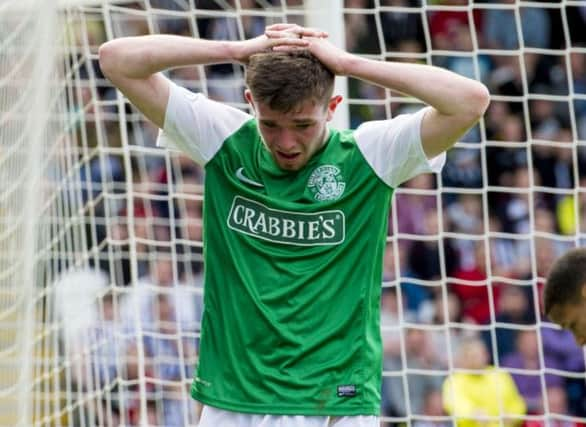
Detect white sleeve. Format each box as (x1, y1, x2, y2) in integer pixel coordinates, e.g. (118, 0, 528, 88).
(354, 107, 446, 188)
(156, 82, 252, 165)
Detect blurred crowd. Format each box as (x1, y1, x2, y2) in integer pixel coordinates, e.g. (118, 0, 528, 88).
(56, 0, 586, 426)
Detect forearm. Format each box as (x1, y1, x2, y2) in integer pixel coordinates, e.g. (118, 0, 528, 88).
(343, 56, 489, 117)
(98, 35, 236, 79)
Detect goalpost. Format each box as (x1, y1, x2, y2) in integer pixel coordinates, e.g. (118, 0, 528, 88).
(1, 0, 585, 426)
(0, 0, 62, 425)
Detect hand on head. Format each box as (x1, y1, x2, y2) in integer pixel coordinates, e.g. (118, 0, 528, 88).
(233, 24, 327, 64)
(264, 24, 352, 76)
(264, 23, 328, 40)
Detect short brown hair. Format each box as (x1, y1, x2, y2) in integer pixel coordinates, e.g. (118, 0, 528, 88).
(245, 50, 334, 112)
(543, 248, 586, 316)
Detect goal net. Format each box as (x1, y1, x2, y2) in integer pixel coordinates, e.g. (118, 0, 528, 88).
(1, 0, 585, 426)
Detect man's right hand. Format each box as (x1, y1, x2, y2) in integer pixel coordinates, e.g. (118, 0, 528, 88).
(232, 23, 328, 64)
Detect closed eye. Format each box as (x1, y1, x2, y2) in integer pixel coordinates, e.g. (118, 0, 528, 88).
(295, 124, 312, 129)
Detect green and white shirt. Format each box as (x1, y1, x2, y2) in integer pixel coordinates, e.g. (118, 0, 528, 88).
(158, 82, 445, 416)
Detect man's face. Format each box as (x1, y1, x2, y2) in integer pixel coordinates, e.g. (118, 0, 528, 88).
(548, 288, 586, 346)
(245, 91, 341, 171)
(460, 341, 489, 371)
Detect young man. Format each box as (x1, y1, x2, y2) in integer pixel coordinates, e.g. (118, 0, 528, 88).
(99, 23, 489, 427)
(543, 248, 586, 346)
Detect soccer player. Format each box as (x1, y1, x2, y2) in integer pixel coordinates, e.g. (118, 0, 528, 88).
(99, 23, 490, 427)
(543, 248, 586, 346)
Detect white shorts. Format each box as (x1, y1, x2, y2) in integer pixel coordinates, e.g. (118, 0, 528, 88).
(198, 405, 379, 427)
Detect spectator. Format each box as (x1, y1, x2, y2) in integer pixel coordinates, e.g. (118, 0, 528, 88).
(498, 167, 534, 235)
(488, 214, 531, 280)
(119, 252, 199, 335)
(446, 193, 483, 236)
(443, 337, 526, 427)
(524, 387, 581, 427)
(419, 289, 476, 369)
(414, 389, 451, 427)
(441, 147, 483, 189)
(381, 0, 425, 50)
(501, 330, 563, 413)
(393, 173, 439, 236)
(143, 294, 197, 426)
(344, 0, 380, 54)
(530, 99, 562, 142)
(408, 207, 457, 281)
(488, 284, 535, 362)
(482, 1, 550, 50)
(380, 286, 417, 417)
(557, 177, 586, 238)
(428, 0, 477, 51)
(381, 287, 405, 360)
(90, 290, 124, 388)
(450, 242, 502, 324)
(444, 23, 491, 82)
(571, 50, 586, 119)
(540, 327, 585, 381)
(385, 240, 433, 313)
(383, 327, 444, 417)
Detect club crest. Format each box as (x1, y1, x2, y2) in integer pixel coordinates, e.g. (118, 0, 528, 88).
(307, 165, 346, 201)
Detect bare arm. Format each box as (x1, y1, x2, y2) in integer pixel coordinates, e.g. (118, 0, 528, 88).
(269, 33, 490, 158)
(98, 28, 322, 128)
(98, 36, 230, 128)
(342, 57, 490, 158)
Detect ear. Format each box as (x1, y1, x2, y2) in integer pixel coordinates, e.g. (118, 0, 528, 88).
(326, 95, 343, 122)
(244, 89, 255, 111)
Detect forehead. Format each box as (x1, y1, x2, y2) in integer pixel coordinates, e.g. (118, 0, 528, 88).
(462, 341, 485, 354)
(255, 99, 326, 121)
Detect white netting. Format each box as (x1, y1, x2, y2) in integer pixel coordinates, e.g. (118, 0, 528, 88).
(2, 0, 586, 426)
(0, 0, 60, 425)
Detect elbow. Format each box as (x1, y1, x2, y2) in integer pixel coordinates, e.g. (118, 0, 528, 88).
(98, 41, 117, 79)
(469, 82, 490, 119)
(99, 38, 153, 80)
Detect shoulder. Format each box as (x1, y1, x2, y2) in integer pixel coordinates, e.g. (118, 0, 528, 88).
(353, 108, 428, 143)
(158, 82, 254, 165)
(348, 108, 445, 188)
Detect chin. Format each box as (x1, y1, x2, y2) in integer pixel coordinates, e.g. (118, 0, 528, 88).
(279, 164, 301, 172)
(275, 158, 304, 171)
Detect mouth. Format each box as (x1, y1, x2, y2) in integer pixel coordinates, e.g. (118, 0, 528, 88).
(276, 151, 301, 161)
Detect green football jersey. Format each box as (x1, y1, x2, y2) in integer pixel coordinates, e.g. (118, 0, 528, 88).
(158, 83, 445, 416)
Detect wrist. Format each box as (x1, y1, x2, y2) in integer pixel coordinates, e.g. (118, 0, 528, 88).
(223, 40, 242, 63)
(339, 53, 360, 77)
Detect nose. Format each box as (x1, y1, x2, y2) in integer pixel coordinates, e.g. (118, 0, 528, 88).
(278, 128, 297, 152)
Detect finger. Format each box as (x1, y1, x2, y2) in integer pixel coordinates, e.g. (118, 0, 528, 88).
(265, 23, 299, 31)
(292, 27, 328, 38)
(265, 30, 327, 42)
(268, 37, 309, 48)
(265, 24, 328, 39)
(265, 30, 301, 39)
(272, 45, 308, 52)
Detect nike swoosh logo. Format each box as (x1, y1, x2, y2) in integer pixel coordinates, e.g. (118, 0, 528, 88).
(236, 167, 264, 188)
